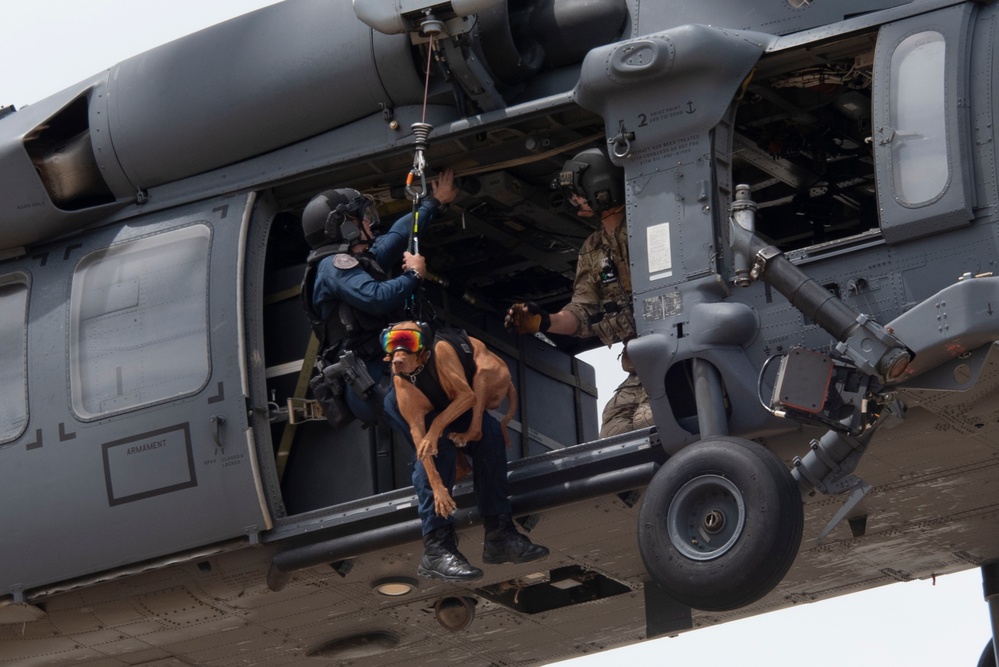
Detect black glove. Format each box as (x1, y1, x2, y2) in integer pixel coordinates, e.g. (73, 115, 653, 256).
(504, 302, 551, 334)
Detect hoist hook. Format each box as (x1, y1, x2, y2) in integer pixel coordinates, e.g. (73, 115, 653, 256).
(406, 122, 434, 202)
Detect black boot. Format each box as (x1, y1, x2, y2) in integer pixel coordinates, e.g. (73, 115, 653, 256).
(418, 526, 483, 582)
(482, 515, 550, 565)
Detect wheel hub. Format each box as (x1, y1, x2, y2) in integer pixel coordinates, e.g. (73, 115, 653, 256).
(703, 508, 725, 533)
(666, 474, 746, 561)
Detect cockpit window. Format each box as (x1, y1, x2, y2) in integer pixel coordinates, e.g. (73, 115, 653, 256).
(888, 30, 948, 206)
(0, 274, 29, 443)
(69, 225, 212, 419)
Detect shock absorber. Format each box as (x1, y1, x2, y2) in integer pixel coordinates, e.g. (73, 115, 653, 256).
(729, 184, 911, 383)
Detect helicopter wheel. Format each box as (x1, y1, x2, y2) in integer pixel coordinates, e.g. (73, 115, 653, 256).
(638, 436, 804, 611)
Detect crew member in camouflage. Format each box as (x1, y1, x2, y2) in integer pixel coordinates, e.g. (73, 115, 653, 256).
(504, 148, 652, 437)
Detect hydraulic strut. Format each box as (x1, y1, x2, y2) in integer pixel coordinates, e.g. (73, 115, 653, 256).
(729, 185, 911, 384)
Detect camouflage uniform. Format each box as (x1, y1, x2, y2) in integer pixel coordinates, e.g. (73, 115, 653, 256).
(562, 220, 652, 437)
(599, 351, 653, 438)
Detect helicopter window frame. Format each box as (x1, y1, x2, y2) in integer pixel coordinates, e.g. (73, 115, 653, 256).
(887, 30, 948, 206)
(872, 5, 975, 244)
(0, 273, 29, 444)
(69, 224, 213, 421)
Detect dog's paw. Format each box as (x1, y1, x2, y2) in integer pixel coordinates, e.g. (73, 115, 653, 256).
(417, 437, 438, 460)
(434, 493, 457, 517)
(449, 429, 481, 446)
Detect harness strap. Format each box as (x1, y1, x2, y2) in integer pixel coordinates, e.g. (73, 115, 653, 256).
(276, 331, 322, 480)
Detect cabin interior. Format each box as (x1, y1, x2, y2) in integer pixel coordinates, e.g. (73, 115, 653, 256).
(256, 26, 880, 519)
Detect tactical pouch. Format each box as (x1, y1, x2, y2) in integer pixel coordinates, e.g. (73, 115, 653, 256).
(308, 373, 353, 428)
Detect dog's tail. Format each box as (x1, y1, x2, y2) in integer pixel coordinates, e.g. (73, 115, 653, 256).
(500, 382, 518, 448)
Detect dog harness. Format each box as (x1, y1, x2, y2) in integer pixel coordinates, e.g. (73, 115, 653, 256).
(406, 328, 476, 412)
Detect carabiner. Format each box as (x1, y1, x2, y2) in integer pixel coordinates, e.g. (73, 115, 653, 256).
(405, 167, 427, 202)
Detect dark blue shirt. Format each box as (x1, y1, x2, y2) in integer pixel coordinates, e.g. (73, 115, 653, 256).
(312, 198, 440, 321)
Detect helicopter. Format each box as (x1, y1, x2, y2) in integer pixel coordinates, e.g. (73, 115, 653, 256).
(1, 0, 998, 664)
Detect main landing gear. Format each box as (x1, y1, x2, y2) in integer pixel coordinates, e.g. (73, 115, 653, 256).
(637, 436, 803, 611)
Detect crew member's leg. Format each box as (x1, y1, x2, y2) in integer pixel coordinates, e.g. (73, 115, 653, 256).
(382, 382, 414, 446)
(414, 412, 482, 582)
(460, 414, 549, 565)
(412, 438, 456, 535)
(343, 358, 391, 425)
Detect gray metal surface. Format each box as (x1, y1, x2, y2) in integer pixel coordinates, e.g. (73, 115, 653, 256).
(0, 193, 270, 596)
(2, 0, 999, 664)
(3, 379, 999, 664)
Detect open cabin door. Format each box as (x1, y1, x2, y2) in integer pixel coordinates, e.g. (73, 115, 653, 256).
(0, 192, 271, 599)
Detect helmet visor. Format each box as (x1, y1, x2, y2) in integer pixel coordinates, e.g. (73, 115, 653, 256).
(381, 328, 424, 355)
(346, 196, 380, 232)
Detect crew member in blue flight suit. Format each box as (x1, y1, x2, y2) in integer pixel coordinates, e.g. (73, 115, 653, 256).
(300, 169, 457, 433)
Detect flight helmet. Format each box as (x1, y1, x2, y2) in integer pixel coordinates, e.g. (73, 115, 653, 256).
(301, 188, 380, 249)
(554, 147, 625, 216)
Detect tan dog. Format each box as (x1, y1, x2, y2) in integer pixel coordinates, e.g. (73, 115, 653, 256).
(386, 322, 517, 517)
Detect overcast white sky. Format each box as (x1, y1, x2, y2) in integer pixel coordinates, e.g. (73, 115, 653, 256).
(1, 1, 993, 665)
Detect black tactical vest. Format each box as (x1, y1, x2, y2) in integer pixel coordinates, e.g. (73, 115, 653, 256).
(300, 246, 402, 362)
(411, 329, 477, 413)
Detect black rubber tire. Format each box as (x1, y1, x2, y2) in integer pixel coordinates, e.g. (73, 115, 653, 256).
(638, 437, 804, 611)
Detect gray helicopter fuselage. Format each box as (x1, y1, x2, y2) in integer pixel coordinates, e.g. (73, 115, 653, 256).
(3, 0, 999, 664)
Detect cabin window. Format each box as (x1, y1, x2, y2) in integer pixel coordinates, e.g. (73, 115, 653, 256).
(0, 274, 29, 443)
(70, 225, 212, 419)
(888, 30, 948, 206)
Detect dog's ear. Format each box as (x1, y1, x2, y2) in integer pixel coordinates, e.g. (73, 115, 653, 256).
(417, 321, 435, 350)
